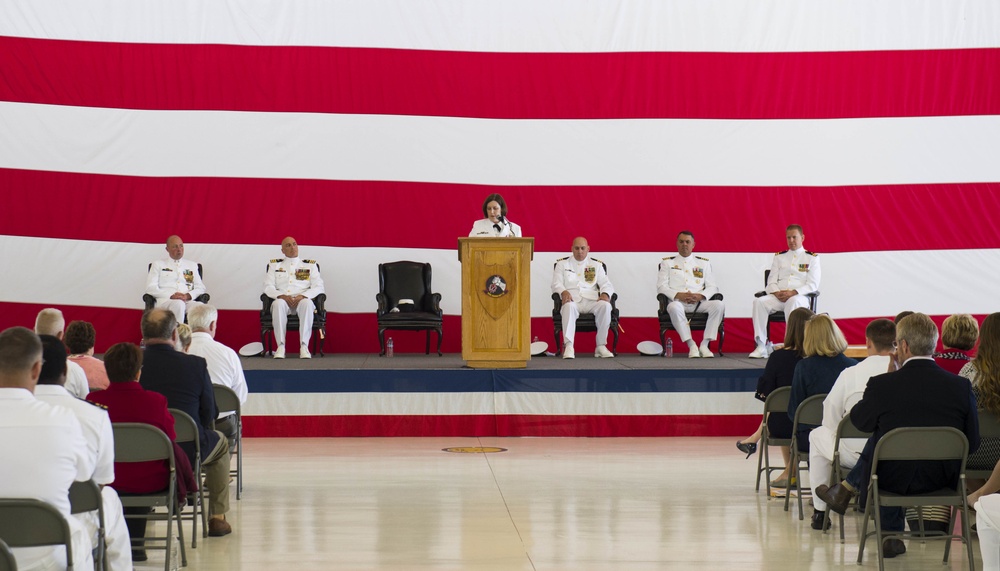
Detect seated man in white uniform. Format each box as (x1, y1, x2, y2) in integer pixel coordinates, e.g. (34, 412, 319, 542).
(263, 236, 326, 359)
(750, 224, 821, 358)
(551, 237, 615, 359)
(34, 335, 132, 571)
(145, 235, 207, 323)
(657, 230, 724, 358)
(0, 327, 95, 571)
(807, 318, 895, 529)
(33, 308, 88, 399)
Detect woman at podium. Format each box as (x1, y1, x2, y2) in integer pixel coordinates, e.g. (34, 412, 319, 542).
(469, 193, 521, 237)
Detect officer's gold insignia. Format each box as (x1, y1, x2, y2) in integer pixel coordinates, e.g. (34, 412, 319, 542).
(693, 267, 704, 279)
(183, 270, 194, 283)
(584, 267, 596, 283)
(295, 268, 311, 280)
(798, 264, 809, 272)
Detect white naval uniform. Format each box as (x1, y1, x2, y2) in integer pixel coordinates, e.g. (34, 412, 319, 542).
(656, 254, 724, 343)
(808, 355, 891, 511)
(0, 388, 94, 571)
(551, 255, 615, 347)
(752, 248, 821, 345)
(145, 257, 207, 323)
(469, 218, 522, 237)
(34, 385, 132, 571)
(263, 257, 326, 348)
(65, 359, 89, 399)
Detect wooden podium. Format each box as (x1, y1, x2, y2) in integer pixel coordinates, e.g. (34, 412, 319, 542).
(458, 237, 534, 368)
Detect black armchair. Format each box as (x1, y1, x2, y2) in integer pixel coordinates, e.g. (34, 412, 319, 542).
(754, 269, 820, 340)
(260, 263, 327, 356)
(551, 261, 620, 356)
(142, 263, 210, 313)
(657, 292, 725, 356)
(376, 261, 443, 356)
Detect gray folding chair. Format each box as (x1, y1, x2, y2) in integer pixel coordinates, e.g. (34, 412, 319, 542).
(784, 393, 827, 519)
(170, 409, 208, 546)
(112, 422, 185, 571)
(69, 479, 107, 571)
(967, 408, 1000, 481)
(212, 384, 243, 499)
(857, 426, 975, 571)
(0, 538, 16, 571)
(755, 386, 792, 495)
(0, 499, 74, 570)
(822, 414, 872, 541)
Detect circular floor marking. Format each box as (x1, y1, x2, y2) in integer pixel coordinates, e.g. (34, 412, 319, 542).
(442, 446, 508, 453)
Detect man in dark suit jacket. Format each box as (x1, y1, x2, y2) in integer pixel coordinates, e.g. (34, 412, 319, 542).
(818, 313, 979, 557)
(140, 308, 234, 536)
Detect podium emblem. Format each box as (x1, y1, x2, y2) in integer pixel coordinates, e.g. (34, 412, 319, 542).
(484, 275, 508, 298)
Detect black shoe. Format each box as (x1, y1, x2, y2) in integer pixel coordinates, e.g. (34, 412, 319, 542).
(811, 510, 830, 530)
(736, 440, 758, 458)
(882, 538, 906, 558)
(132, 550, 148, 562)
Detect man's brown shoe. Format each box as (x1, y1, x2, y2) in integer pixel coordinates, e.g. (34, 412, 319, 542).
(882, 538, 906, 558)
(816, 483, 856, 515)
(208, 516, 232, 537)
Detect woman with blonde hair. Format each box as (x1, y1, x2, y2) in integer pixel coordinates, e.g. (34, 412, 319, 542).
(935, 313, 979, 374)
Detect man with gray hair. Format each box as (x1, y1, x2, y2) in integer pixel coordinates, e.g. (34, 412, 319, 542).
(0, 327, 95, 570)
(186, 304, 248, 446)
(34, 307, 89, 398)
(817, 313, 979, 558)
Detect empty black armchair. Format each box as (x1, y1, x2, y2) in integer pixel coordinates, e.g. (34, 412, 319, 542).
(376, 261, 443, 356)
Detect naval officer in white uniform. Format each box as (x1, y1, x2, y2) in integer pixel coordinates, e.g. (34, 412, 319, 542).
(469, 193, 522, 237)
(551, 237, 615, 359)
(657, 231, 724, 358)
(145, 235, 207, 323)
(263, 236, 325, 359)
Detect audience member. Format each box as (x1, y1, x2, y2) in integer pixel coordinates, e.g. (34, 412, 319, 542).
(176, 323, 193, 353)
(187, 304, 249, 447)
(749, 224, 821, 358)
(34, 308, 89, 398)
(935, 313, 979, 374)
(145, 234, 207, 324)
(88, 342, 196, 562)
(551, 237, 616, 359)
(65, 320, 110, 390)
(656, 230, 724, 358)
(138, 309, 234, 536)
(263, 236, 325, 359)
(961, 313, 1000, 472)
(0, 326, 94, 571)
(807, 319, 895, 529)
(35, 335, 131, 571)
(736, 307, 814, 480)
(818, 313, 979, 559)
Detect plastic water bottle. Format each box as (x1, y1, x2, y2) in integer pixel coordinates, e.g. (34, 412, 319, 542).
(387, 337, 394, 357)
(533, 336, 539, 343)
(665, 339, 673, 358)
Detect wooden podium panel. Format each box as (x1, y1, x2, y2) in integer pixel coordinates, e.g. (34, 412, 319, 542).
(458, 237, 533, 368)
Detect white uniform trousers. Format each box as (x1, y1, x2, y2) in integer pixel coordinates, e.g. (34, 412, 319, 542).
(665, 300, 724, 342)
(751, 293, 811, 345)
(77, 487, 132, 571)
(976, 495, 1000, 571)
(154, 298, 200, 324)
(560, 299, 612, 347)
(271, 297, 316, 347)
(808, 426, 863, 512)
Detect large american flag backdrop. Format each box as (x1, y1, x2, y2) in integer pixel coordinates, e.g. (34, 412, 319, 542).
(2, 1, 999, 357)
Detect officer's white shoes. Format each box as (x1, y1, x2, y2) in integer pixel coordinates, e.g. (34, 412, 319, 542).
(748, 345, 768, 359)
(700, 346, 715, 358)
(300, 344, 311, 359)
(688, 346, 701, 358)
(562, 344, 575, 359)
(595, 345, 614, 358)
(274, 344, 286, 359)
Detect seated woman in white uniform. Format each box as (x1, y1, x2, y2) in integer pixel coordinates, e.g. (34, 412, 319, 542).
(469, 193, 521, 237)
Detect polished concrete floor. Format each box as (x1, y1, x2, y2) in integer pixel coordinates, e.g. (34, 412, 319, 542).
(137, 437, 982, 570)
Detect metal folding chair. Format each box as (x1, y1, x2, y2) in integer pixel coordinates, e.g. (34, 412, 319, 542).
(69, 479, 107, 571)
(755, 386, 793, 494)
(170, 409, 208, 546)
(0, 538, 16, 571)
(784, 393, 826, 519)
(213, 384, 244, 499)
(822, 414, 872, 541)
(0, 499, 75, 570)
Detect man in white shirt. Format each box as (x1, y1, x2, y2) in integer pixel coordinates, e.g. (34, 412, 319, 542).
(551, 237, 615, 359)
(186, 304, 248, 446)
(0, 326, 94, 571)
(807, 319, 895, 529)
(33, 308, 88, 398)
(749, 224, 821, 358)
(263, 236, 326, 359)
(656, 230, 724, 358)
(34, 335, 132, 571)
(145, 235, 207, 324)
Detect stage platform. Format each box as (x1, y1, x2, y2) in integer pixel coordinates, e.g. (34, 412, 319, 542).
(241, 353, 768, 438)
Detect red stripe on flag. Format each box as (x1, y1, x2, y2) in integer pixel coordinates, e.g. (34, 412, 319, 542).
(3, 169, 1000, 253)
(2, 37, 998, 119)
